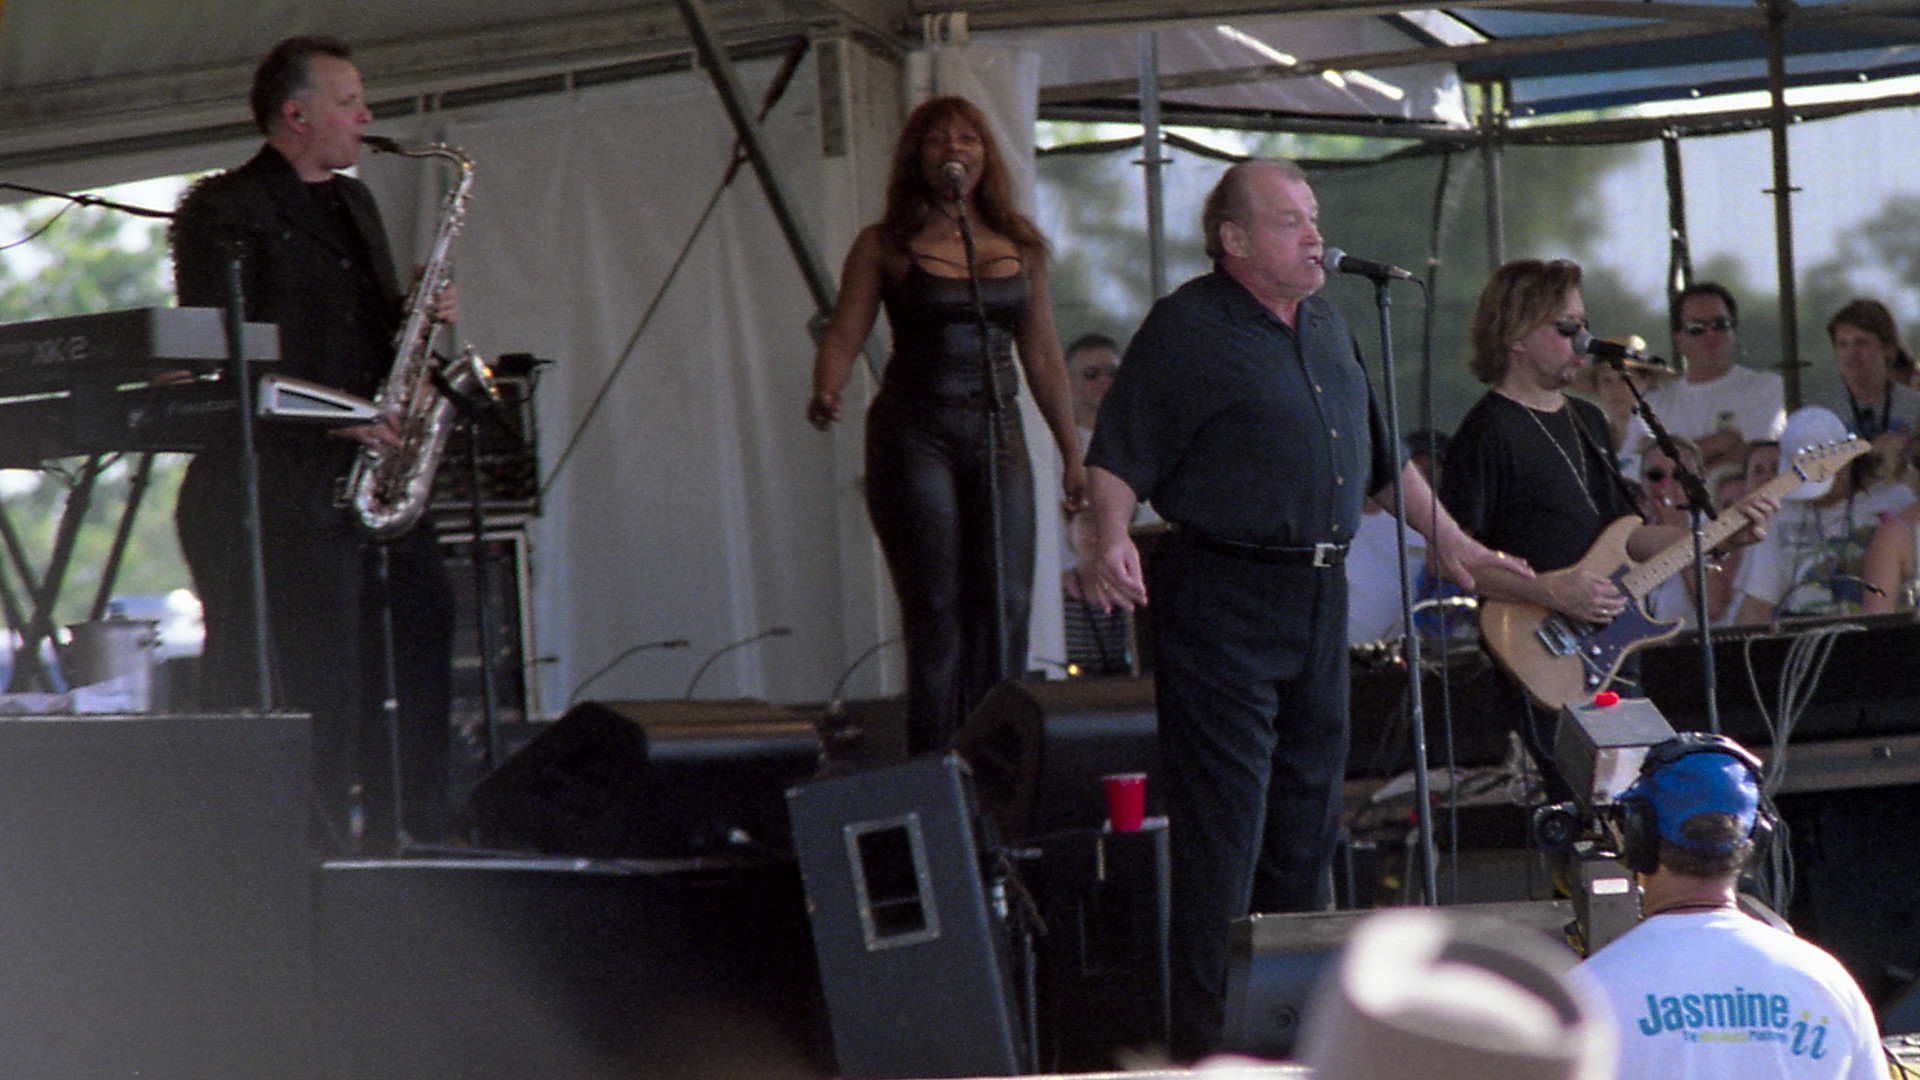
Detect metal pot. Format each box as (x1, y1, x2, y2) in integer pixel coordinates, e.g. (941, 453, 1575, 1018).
(62, 618, 160, 712)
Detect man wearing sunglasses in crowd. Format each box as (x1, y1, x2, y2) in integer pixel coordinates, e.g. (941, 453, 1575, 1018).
(1626, 282, 1788, 473)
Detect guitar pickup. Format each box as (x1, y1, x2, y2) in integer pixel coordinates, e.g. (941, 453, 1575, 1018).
(1535, 614, 1586, 658)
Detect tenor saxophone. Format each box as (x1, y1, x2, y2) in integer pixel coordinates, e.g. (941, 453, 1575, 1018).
(345, 134, 498, 540)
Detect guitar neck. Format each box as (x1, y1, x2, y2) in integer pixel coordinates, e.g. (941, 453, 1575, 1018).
(1619, 464, 1812, 598)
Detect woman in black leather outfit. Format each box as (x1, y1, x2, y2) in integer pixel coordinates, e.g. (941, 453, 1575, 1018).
(809, 95, 1085, 754)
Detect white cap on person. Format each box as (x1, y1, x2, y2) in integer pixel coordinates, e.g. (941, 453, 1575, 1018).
(1778, 405, 1851, 501)
(1296, 907, 1616, 1080)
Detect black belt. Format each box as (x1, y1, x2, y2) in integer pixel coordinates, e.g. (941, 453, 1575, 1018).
(1171, 523, 1348, 568)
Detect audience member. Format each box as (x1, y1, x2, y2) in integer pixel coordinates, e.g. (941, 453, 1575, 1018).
(1731, 406, 1913, 623)
(1627, 282, 1785, 472)
(1826, 299, 1920, 487)
(1579, 734, 1887, 1079)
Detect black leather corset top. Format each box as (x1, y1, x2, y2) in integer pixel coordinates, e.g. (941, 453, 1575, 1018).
(879, 262, 1029, 403)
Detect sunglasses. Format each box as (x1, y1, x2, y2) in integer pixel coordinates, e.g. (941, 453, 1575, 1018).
(1682, 316, 1737, 336)
(1644, 467, 1673, 483)
(1079, 365, 1117, 381)
(1552, 318, 1590, 339)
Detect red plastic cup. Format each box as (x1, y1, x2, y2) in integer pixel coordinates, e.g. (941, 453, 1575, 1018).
(1104, 772, 1147, 833)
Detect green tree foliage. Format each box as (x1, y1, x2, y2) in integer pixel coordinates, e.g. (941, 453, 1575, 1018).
(1036, 127, 1662, 438)
(0, 196, 189, 635)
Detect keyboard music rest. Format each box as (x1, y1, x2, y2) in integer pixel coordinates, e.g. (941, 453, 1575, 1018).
(0, 307, 277, 395)
(1636, 612, 1920, 746)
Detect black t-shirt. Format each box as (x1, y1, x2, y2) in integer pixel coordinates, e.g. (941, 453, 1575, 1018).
(1086, 269, 1395, 547)
(1440, 391, 1641, 572)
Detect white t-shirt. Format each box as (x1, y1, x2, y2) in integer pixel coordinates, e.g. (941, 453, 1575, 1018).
(1627, 365, 1788, 453)
(1731, 481, 1915, 615)
(1346, 507, 1424, 645)
(1578, 909, 1887, 1080)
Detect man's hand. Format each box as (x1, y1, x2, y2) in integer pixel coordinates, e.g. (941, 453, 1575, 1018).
(1085, 533, 1148, 613)
(427, 281, 459, 324)
(332, 410, 406, 452)
(1080, 466, 1148, 612)
(1543, 565, 1628, 623)
(1430, 532, 1533, 594)
(1723, 489, 1779, 550)
(1695, 428, 1745, 470)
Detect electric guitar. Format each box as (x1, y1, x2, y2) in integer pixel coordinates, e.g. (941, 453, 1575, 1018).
(1480, 436, 1868, 710)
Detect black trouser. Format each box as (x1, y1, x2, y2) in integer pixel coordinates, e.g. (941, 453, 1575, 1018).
(1149, 533, 1348, 1062)
(864, 391, 1035, 754)
(177, 445, 455, 851)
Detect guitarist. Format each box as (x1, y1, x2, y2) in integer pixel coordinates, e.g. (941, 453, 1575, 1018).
(1437, 260, 1778, 797)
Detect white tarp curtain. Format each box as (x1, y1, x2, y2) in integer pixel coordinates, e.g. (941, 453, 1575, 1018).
(356, 45, 1069, 716)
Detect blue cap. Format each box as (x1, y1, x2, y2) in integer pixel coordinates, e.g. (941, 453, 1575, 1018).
(1626, 751, 1760, 850)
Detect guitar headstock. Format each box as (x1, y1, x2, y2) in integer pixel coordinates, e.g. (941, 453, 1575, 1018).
(1786, 436, 1870, 485)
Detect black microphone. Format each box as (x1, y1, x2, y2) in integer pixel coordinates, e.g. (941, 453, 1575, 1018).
(1320, 247, 1415, 282)
(566, 638, 690, 706)
(684, 626, 794, 699)
(1573, 330, 1671, 373)
(940, 160, 966, 195)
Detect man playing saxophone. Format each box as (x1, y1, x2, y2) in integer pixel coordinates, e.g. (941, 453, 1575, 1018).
(171, 34, 458, 853)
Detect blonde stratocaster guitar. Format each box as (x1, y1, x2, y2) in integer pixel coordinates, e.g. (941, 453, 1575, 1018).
(1480, 436, 1868, 710)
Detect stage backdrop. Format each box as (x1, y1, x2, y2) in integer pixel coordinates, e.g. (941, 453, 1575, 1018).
(354, 44, 1069, 717)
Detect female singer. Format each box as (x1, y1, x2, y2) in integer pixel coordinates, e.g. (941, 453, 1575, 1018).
(808, 96, 1085, 754)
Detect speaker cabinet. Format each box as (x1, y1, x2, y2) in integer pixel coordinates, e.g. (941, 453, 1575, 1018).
(469, 699, 823, 858)
(438, 529, 536, 729)
(316, 856, 829, 1080)
(1029, 824, 1171, 1070)
(1221, 899, 1576, 1060)
(0, 712, 313, 1079)
(786, 754, 1026, 1079)
(952, 677, 1160, 844)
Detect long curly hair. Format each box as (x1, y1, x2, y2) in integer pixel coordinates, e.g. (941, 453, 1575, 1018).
(876, 96, 1048, 260)
(1468, 258, 1584, 385)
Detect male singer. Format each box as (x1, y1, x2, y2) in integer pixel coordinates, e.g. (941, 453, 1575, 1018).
(1078, 159, 1526, 1061)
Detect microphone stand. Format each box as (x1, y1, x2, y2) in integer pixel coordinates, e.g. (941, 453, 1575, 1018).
(1367, 275, 1439, 906)
(684, 626, 793, 699)
(430, 361, 531, 771)
(1612, 360, 1722, 734)
(949, 183, 1013, 701)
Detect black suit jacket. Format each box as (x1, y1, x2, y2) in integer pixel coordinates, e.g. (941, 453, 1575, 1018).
(171, 144, 403, 401)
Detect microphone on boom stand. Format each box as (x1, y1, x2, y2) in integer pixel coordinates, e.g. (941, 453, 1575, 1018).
(684, 626, 793, 699)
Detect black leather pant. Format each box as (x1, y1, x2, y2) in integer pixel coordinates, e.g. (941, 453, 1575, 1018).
(865, 391, 1035, 754)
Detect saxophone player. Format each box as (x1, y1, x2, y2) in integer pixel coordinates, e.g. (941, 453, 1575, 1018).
(171, 35, 459, 854)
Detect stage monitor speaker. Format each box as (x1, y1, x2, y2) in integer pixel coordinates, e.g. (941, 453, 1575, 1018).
(786, 754, 1026, 1079)
(952, 676, 1160, 844)
(316, 856, 829, 1080)
(0, 712, 312, 1079)
(1220, 899, 1576, 1061)
(1028, 823, 1171, 1071)
(469, 698, 823, 858)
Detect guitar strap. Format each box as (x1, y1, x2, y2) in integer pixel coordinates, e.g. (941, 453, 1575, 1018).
(1565, 400, 1643, 512)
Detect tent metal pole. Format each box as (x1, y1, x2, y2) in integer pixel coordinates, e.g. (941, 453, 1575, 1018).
(1662, 129, 1693, 303)
(1763, 0, 1802, 409)
(1138, 31, 1168, 300)
(1478, 80, 1505, 271)
(674, 0, 840, 327)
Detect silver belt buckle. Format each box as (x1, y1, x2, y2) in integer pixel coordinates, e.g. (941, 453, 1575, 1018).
(1311, 542, 1339, 568)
